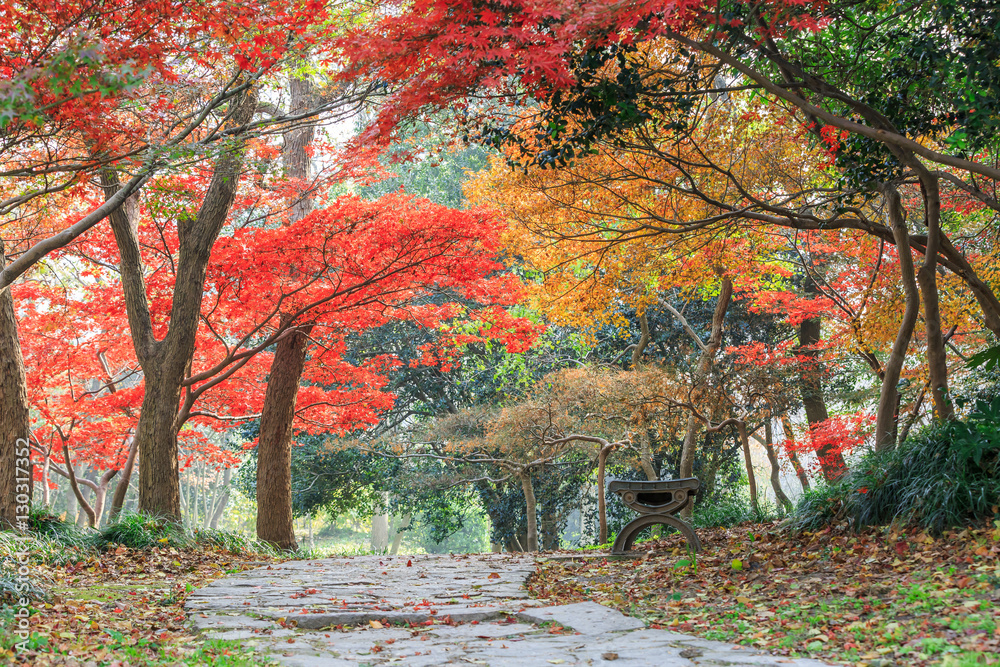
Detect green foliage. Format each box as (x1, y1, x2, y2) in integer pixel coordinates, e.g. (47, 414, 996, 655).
(95, 513, 194, 550)
(788, 394, 1000, 534)
(691, 496, 778, 529)
(191, 529, 281, 558)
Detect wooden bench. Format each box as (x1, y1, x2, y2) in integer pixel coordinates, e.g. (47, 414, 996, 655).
(608, 478, 701, 554)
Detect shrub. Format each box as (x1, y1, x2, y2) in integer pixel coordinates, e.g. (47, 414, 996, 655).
(787, 394, 1000, 534)
(95, 513, 194, 550)
(192, 529, 280, 557)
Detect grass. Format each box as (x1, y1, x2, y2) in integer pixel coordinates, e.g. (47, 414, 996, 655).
(0, 511, 284, 665)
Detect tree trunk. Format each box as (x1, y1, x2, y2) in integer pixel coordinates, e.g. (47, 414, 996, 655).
(209, 468, 231, 529)
(371, 512, 389, 551)
(796, 282, 847, 481)
(519, 469, 538, 552)
(874, 185, 922, 451)
(390, 513, 411, 555)
(678, 278, 733, 517)
(761, 420, 792, 511)
(597, 445, 612, 544)
(109, 436, 138, 521)
(736, 421, 759, 515)
(916, 174, 953, 421)
(256, 325, 312, 551)
(540, 511, 559, 551)
(102, 85, 257, 523)
(0, 238, 32, 530)
(779, 414, 810, 491)
(637, 424, 658, 481)
(255, 76, 318, 550)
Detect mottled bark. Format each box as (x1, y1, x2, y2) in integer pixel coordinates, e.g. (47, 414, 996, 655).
(256, 325, 312, 550)
(597, 445, 613, 544)
(0, 238, 31, 529)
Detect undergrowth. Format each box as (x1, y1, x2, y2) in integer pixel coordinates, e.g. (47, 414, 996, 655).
(788, 393, 1000, 534)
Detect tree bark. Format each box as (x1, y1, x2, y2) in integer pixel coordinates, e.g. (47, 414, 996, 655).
(254, 75, 318, 549)
(779, 414, 810, 491)
(796, 279, 847, 480)
(874, 185, 922, 451)
(109, 436, 138, 521)
(519, 469, 538, 552)
(390, 513, 411, 554)
(916, 174, 953, 421)
(103, 85, 258, 522)
(760, 420, 792, 511)
(678, 278, 733, 498)
(0, 238, 31, 529)
(256, 325, 312, 550)
(736, 421, 759, 515)
(597, 444, 612, 544)
(371, 512, 389, 551)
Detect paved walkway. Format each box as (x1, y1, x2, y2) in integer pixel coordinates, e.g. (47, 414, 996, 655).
(186, 554, 834, 666)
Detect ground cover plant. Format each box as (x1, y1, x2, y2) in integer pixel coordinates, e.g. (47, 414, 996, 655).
(530, 524, 1000, 667)
(0, 514, 280, 666)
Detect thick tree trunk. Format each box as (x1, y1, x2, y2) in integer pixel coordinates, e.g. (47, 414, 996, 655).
(874, 185, 922, 451)
(796, 283, 847, 481)
(103, 86, 257, 523)
(519, 470, 538, 552)
(916, 175, 953, 421)
(255, 76, 318, 549)
(256, 326, 312, 550)
(678, 278, 733, 517)
(779, 414, 810, 491)
(736, 421, 759, 515)
(0, 239, 32, 530)
(761, 421, 792, 511)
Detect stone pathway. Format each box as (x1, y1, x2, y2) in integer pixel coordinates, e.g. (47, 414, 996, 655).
(186, 554, 835, 666)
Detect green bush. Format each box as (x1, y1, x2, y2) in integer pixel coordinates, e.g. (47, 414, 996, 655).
(787, 394, 1000, 534)
(691, 495, 778, 529)
(95, 513, 194, 550)
(192, 528, 280, 557)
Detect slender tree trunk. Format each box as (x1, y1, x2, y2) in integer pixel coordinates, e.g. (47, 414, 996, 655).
(678, 278, 733, 516)
(209, 467, 231, 529)
(760, 421, 792, 511)
(540, 511, 559, 551)
(390, 513, 411, 555)
(874, 185, 922, 451)
(0, 238, 31, 529)
(796, 278, 847, 480)
(109, 436, 138, 521)
(256, 325, 312, 550)
(916, 175, 953, 421)
(41, 454, 51, 507)
(736, 421, 759, 515)
(519, 469, 538, 552)
(636, 423, 658, 481)
(631, 311, 651, 368)
(597, 445, 612, 544)
(779, 414, 810, 491)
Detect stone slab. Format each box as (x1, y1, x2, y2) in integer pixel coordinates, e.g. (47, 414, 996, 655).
(518, 601, 645, 634)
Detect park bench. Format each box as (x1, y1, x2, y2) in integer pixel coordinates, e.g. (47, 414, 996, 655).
(608, 478, 701, 554)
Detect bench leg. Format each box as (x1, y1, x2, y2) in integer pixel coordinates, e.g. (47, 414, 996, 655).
(610, 514, 701, 554)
